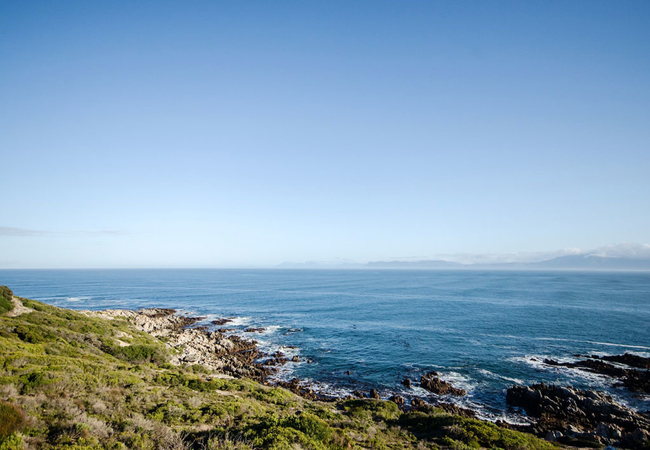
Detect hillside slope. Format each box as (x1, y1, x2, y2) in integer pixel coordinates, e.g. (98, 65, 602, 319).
(0, 286, 555, 450)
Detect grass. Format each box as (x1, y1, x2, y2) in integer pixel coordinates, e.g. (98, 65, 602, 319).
(0, 285, 559, 449)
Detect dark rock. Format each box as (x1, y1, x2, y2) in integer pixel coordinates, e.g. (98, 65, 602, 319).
(435, 402, 476, 418)
(599, 353, 650, 370)
(622, 428, 650, 447)
(291, 356, 299, 362)
(543, 356, 650, 394)
(506, 383, 650, 447)
(545, 431, 563, 442)
(402, 378, 412, 388)
(244, 327, 265, 333)
(369, 389, 380, 399)
(389, 395, 405, 406)
(211, 318, 232, 326)
(411, 398, 427, 409)
(420, 371, 466, 396)
(352, 390, 365, 398)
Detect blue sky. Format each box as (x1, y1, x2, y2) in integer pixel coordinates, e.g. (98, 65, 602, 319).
(1, 1, 649, 268)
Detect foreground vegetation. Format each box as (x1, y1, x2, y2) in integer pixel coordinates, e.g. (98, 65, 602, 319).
(0, 286, 557, 449)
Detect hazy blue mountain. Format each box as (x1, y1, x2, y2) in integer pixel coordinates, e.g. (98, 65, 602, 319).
(278, 244, 650, 271)
(365, 260, 462, 269)
(522, 255, 650, 270)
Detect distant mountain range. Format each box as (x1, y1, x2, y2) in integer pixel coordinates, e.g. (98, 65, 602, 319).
(278, 244, 650, 271)
(362, 255, 650, 270)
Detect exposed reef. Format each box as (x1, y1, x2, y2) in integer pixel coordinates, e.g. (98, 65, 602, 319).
(543, 353, 650, 394)
(507, 383, 650, 447)
(420, 371, 467, 396)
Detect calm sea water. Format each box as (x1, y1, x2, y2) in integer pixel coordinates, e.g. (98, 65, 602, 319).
(1, 269, 649, 421)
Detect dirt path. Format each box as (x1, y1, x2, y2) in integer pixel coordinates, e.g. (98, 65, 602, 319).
(6, 296, 34, 317)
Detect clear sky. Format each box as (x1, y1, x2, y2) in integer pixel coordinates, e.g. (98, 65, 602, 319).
(1, 1, 649, 268)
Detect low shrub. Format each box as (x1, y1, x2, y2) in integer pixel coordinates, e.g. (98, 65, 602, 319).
(342, 399, 401, 421)
(0, 286, 14, 315)
(0, 401, 25, 439)
(13, 324, 56, 344)
(286, 412, 332, 442)
(108, 345, 166, 364)
(399, 412, 556, 450)
(19, 370, 52, 394)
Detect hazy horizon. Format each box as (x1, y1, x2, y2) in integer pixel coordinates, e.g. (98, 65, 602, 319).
(2, 1, 649, 269)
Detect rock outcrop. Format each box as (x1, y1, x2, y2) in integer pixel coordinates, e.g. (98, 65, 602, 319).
(544, 354, 650, 394)
(411, 398, 427, 408)
(420, 371, 466, 396)
(507, 383, 650, 447)
(81, 308, 270, 380)
(596, 353, 650, 369)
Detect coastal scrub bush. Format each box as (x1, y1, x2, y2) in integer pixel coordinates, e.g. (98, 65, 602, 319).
(286, 412, 332, 442)
(252, 387, 295, 405)
(108, 344, 166, 364)
(13, 323, 56, 344)
(342, 399, 401, 421)
(398, 412, 556, 450)
(19, 370, 51, 393)
(0, 401, 25, 439)
(0, 287, 13, 314)
(245, 413, 329, 450)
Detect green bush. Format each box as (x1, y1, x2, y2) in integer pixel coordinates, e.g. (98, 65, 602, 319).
(13, 324, 56, 344)
(252, 387, 294, 405)
(0, 401, 25, 439)
(342, 399, 401, 421)
(0, 434, 23, 450)
(0, 286, 13, 314)
(286, 412, 332, 442)
(398, 412, 556, 450)
(107, 345, 166, 364)
(19, 370, 51, 394)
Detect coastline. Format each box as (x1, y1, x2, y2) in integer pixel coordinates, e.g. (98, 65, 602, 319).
(84, 305, 650, 448)
(1, 286, 649, 448)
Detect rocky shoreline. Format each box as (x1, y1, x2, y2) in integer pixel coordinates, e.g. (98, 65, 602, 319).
(507, 383, 650, 447)
(81, 308, 271, 380)
(83, 307, 650, 448)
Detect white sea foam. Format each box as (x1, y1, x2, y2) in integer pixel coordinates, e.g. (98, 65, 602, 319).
(66, 296, 91, 302)
(228, 316, 252, 327)
(586, 341, 650, 350)
(438, 371, 476, 393)
(260, 325, 281, 334)
(508, 354, 578, 370)
(198, 313, 230, 323)
(477, 368, 524, 385)
(484, 334, 650, 351)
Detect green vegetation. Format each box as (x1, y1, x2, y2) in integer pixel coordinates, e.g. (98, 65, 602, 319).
(0, 287, 13, 315)
(0, 286, 557, 449)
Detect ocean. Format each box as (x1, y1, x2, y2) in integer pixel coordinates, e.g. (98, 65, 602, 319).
(1, 269, 649, 422)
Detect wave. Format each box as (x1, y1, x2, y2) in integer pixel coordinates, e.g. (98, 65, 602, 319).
(483, 334, 650, 350)
(227, 316, 252, 327)
(477, 368, 524, 385)
(65, 296, 92, 302)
